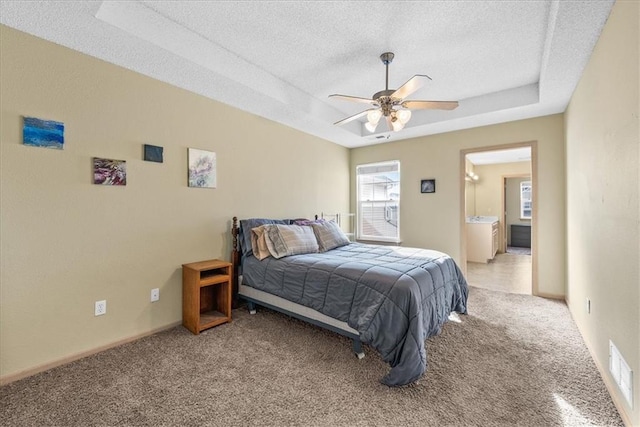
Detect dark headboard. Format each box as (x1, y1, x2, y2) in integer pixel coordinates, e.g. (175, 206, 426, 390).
(231, 216, 240, 307)
(230, 215, 318, 307)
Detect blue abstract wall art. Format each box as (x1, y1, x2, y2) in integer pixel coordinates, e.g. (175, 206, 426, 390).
(23, 116, 64, 149)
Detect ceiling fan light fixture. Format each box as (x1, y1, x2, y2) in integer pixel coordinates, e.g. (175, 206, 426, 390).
(396, 109, 412, 124)
(391, 118, 405, 132)
(367, 109, 382, 125)
(365, 121, 379, 133)
(329, 52, 459, 134)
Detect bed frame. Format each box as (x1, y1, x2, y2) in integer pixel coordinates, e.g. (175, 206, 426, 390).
(231, 216, 365, 359)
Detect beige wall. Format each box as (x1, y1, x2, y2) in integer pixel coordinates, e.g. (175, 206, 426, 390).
(351, 114, 565, 297)
(473, 162, 530, 218)
(0, 26, 349, 379)
(564, 1, 639, 424)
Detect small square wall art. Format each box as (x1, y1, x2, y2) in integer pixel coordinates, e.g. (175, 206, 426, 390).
(23, 116, 64, 149)
(94, 157, 127, 186)
(421, 179, 436, 193)
(188, 148, 216, 188)
(143, 144, 163, 163)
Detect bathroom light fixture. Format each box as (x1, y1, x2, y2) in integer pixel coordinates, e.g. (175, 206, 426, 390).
(465, 172, 479, 181)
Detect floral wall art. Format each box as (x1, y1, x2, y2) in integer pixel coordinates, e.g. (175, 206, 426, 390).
(188, 148, 216, 188)
(93, 157, 126, 186)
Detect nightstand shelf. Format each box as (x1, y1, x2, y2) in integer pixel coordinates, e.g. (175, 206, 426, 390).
(182, 259, 232, 334)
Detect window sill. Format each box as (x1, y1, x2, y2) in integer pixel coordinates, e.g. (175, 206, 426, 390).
(356, 238, 403, 246)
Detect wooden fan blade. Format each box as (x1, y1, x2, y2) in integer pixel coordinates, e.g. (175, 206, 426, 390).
(329, 94, 376, 104)
(334, 108, 377, 126)
(402, 100, 459, 110)
(391, 74, 431, 100)
(386, 115, 394, 132)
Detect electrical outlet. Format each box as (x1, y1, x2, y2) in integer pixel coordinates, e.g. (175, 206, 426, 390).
(95, 300, 107, 316)
(150, 288, 159, 302)
(586, 298, 591, 314)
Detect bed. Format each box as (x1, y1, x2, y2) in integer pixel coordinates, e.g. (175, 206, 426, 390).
(231, 216, 468, 386)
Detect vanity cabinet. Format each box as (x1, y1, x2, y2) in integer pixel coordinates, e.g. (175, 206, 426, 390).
(467, 221, 499, 263)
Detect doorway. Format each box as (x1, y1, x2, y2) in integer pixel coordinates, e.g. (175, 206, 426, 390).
(460, 142, 537, 295)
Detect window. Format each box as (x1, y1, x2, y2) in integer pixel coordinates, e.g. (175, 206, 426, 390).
(356, 161, 400, 242)
(520, 181, 532, 219)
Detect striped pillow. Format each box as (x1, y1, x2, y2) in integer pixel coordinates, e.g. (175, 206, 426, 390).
(263, 224, 319, 259)
(311, 220, 350, 252)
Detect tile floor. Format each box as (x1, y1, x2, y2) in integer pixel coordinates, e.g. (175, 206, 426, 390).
(466, 252, 532, 295)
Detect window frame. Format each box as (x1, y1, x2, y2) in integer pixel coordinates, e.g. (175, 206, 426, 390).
(356, 160, 401, 243)
(520, 180, 532, 219)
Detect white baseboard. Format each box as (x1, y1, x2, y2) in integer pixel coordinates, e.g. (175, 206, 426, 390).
(0, 321, 182, 386)
(535, 291, 565, 300)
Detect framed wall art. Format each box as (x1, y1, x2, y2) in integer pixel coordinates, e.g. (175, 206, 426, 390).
(23, 116, 64, 150)
(421, 179, 436, 193)
(94, 157, 126, 186)
(143, 144, 163, 163)
(188, 148, 216, 188)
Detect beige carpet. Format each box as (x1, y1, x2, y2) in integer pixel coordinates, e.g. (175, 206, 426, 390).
(0, 287, 622, 426)
(467, 253, 532, 295)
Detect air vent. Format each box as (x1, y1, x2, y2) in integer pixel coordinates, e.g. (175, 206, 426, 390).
(610, 340, 633, 408)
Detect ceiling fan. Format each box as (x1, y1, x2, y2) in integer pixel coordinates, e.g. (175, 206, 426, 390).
(329, 52, 459, 133)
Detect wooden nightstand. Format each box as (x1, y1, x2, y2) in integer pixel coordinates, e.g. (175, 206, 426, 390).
(182, 259, 232, 334)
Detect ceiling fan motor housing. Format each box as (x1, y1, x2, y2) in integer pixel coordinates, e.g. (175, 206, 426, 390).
(380, 52, 395, 65)
(372, 89, 396, 100)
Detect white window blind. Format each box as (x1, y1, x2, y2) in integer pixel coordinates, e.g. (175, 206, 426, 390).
(356, 161, 400, 242)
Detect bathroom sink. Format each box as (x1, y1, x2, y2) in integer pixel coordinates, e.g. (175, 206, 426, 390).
(466, 216, 499, 224)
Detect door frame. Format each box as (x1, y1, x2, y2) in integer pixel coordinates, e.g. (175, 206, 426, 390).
(459, 140, 538, 296)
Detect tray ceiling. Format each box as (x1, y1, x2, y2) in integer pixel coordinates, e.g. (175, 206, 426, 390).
(0, 1, 615, 148)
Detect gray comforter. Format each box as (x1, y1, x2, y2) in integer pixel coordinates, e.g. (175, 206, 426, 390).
(242, 243, 468, 386)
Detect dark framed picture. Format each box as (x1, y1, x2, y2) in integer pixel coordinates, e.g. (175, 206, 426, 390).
(421, 179, 436, 193)
(143, 144, 164, 163)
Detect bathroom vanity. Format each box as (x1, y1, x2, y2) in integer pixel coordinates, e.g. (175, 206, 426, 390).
(466, 216, 499, 263)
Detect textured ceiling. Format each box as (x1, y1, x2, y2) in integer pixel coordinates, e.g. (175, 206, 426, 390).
(0, 1, 614, 148)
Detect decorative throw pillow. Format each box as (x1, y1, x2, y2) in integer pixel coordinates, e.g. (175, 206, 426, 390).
(311, 220, 351, 252)
(263, 224, 319, 259)
(239, 218, 289, 257)
(250, 225, 272, 260)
